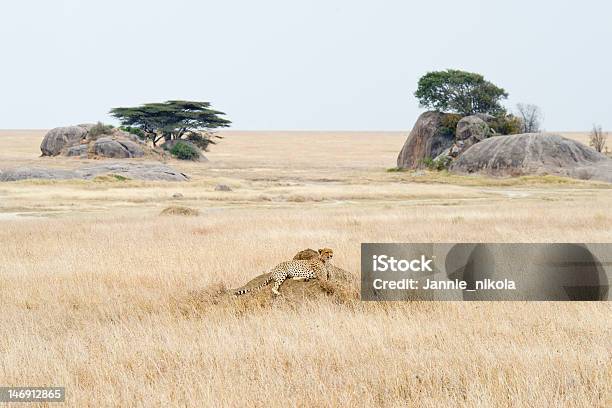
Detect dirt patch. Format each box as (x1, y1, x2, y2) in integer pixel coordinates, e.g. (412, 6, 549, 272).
(160, 206, 200, 216)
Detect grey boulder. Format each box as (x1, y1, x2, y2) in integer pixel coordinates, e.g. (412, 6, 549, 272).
(450, 133, 612, 182)
(64, 144, 88, 157)
(0, 167, 78, 181)
(40, 126, 89, 156)
(0, 162, 189, 182)
(77, 162, 189, 181)
(397, 111, 455, 169)
(116, 140, 145, 157)
(92, 137, 144, 158)
(456, 115, 490, 141)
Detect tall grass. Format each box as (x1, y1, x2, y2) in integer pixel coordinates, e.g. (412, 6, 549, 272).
(0, 130, 610, 406)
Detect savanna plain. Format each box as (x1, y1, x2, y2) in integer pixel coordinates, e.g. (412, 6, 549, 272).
(0, 130, 610, 407)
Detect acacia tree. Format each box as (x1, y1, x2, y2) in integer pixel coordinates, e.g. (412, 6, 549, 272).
(415, 69, 508, 116)
(516, 103, 542, 133)
(110, 100, 231, 148)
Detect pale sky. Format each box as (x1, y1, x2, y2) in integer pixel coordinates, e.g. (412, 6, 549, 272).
(1, 0, 610, 130)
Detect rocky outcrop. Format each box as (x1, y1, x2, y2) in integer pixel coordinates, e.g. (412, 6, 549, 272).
(92, 137, 131, 158)
(397, 111, 455, 169)
(40, 124, 149, 159)
(77, 162, 189, 181)
(434, 115, 492, 163)
(0, 162, 189, 182)
(0, 167, 78, 181)
(450, 133, 612, 182)
(40, 126, 89, 156)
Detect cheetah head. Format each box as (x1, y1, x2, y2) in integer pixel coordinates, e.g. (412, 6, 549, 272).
(318, 248, 334, 262)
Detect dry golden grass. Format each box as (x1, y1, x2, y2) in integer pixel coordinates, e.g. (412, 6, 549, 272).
(0, 130, 611, 407)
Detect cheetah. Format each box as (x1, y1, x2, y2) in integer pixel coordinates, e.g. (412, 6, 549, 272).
(234, 248, 334, 296)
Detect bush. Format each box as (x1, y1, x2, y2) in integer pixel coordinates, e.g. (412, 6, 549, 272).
(186, 131, 221, 151)
(88, 122, 114, 138)
(119, 126, 146, 140)
(170, 141, 201, 160)
(439, 113, 462, 137)
(422, 156, 451, 171)
(489, 114, 522, 135)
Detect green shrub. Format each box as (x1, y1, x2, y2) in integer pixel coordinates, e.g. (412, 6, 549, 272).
(422, 157, 434, 168)
(439, 113, 462, 138)
(170, 141, 200, 160)
(422, 156, 451, 171)
(89, 122, 114, 138)
(489, 114, 522, 135)
(186, 131, 221, 151)
(119, 126, 146, 139)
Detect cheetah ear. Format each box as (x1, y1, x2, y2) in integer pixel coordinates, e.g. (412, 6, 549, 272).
(318, 249, 323, 254)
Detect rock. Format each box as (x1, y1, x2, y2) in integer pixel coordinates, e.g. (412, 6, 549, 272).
(92, 137, 131, 158)
(110, 128, 145, 144)
(397, 111, 455, 169)
(432, 116, 491, 165)
(214, 184, 232, 191)
(77, 162, 190, 181)
(172, 193, 184, 198)
(40, 126, 89, 156)
(64, 144, 88, 157)
(90, 137, 145, 159)
(0, 167, 78, 181)
(115, 140, 145, 158)
(450, 133, 612, 182)
(41, 124, 151, 159)
(433, 147, 452, 162)
(456, 115, 490, 141)
(0, 162, 189, 182)
(162, 139, 208, 162)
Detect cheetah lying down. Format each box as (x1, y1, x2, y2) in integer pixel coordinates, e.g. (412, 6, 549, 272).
(234, 248, 333, 296)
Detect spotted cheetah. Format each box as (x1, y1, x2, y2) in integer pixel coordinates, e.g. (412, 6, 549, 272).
(234, 248, 333, 296)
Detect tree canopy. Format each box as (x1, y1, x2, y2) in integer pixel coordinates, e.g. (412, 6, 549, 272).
(110, 100, 231, 147)
(415, 70, 508, 116)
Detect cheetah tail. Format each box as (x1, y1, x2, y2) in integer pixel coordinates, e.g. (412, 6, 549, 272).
(234, 274, 273, 296)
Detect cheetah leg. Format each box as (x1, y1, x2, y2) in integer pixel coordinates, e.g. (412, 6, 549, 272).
(292, 277, 308, 281)
(271, 279, 284, 295)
